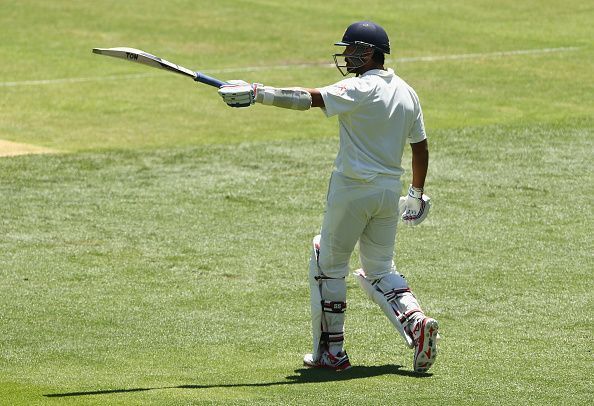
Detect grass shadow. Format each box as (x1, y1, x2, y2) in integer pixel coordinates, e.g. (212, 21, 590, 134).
(44, 364, 431, 398)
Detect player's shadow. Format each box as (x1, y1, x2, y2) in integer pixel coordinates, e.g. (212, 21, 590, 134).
(44, 364, 430, 398)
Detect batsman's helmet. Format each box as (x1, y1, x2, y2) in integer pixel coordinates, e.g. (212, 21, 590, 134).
(334, 21, 391, 55)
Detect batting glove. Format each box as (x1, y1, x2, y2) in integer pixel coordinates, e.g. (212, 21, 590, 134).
(218, 80, 258, 108)
(400, 185, 431, 226)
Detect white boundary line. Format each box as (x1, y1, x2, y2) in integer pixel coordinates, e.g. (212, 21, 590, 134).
(394, 46, 581, 63)
(0, 46, 581, 87)
(0, 73, 157, 87)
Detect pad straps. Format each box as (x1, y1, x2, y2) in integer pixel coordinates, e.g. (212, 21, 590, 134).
(322, 300, 347, 313)
(321, 332, 345, 344)
(381, 287, 412, 302)
(380, 287, 423, 327)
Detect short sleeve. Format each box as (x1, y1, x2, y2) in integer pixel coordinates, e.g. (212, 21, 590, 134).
(318, 78, 371, 117)
(408, 106, 426, 143)
(408, 90, 427, 143)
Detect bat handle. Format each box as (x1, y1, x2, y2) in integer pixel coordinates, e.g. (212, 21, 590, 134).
(194, 72, 227, 88)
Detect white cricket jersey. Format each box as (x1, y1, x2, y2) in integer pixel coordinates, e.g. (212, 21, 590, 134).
(318, 68, 426, 181)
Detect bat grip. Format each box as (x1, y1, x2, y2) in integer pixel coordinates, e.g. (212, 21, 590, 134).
(194, 72, 227, 88)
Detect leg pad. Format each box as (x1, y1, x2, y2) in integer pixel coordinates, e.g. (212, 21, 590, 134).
(354, 269, 415, 348)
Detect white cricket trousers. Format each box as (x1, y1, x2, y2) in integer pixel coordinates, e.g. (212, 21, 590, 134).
(318, 171, 402, 280)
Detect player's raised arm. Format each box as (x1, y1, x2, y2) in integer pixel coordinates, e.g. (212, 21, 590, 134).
(217, 82, 324, 110)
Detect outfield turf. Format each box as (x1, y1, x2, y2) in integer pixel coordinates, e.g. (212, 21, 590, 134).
(1, 1, 593, 404)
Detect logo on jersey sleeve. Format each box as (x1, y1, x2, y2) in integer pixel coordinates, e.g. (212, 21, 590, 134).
(330, 84, 348, 96)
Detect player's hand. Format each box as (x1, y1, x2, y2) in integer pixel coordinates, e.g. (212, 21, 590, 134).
(400, 185, 431, 226)
(218, 80, 257, 108)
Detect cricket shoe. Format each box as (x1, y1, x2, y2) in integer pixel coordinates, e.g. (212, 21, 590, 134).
(303, 351, 352, 371)
(412, 317, 439, 373)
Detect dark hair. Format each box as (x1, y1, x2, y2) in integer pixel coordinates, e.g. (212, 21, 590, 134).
(372, 48, 385, 64)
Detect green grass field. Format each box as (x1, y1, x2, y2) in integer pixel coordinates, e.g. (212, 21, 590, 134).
(1, 1, 593, 404)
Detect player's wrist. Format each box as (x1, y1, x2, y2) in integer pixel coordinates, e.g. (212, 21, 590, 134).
(408, 184, 423, 198)
(253, 83, 265, 103)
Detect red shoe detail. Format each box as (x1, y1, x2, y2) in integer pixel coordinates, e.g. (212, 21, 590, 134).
(413, 318, 439, 373)
(304, 351, 351, 371)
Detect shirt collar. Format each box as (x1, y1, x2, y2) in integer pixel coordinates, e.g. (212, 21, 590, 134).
(361, 68, 394, 77)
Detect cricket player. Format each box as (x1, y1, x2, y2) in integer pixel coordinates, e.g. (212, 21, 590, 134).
(218, 21, 439, 373)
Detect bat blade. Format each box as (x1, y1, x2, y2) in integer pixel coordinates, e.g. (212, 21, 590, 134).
(92, 47, 196, 78)
(92, 47, 226, 88)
